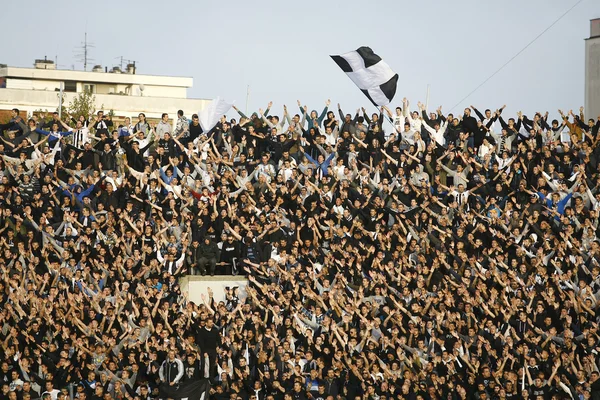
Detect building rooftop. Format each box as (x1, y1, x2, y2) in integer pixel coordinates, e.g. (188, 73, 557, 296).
(590, 18, 600, 39)
(0, 60, 211, 119)
(0, 64, 194, 88)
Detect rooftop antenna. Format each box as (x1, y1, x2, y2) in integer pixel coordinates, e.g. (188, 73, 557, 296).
(74, 31, 95, 71)
(114, 56, 137, 71)
(54, 55, 67, 70)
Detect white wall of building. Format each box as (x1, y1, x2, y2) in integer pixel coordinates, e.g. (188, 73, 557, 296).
(0, 67, 193, 92)
(0, 88, 210, 120)
(6, 78, 62, 91)
(0, 65, 208, 120)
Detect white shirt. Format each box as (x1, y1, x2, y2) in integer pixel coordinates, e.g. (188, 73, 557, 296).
(43, 390, 61, 400)
(136, 136, 153, 157)
(279, 167, 293, 181)
(393, 114, 405, 131)
(422, 122, 447, 147)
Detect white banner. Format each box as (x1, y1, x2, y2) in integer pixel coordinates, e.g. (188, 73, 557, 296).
(198, 97, 233, 133)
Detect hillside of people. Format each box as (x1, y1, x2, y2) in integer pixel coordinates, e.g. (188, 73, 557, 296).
(0, 100, 599, 400)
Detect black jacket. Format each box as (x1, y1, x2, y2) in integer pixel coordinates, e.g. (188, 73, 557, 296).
(462, 113, 478, 135)
(198, 240, 219, 259)
(196, 326, 220, 352)
(124, 141, 153, 172)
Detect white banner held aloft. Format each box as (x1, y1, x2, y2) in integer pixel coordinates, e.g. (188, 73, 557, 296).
(198, 97, 234, 133)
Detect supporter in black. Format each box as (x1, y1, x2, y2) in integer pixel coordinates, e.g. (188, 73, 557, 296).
(196, 317, 220, 384)
(92, 112, 113, 136)
(0, 101, 599, 400)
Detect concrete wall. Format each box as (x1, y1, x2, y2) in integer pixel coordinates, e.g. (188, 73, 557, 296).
(79, 83, 186, 98)
(585, 37, 600, 122)
(0, 67, 193, 88)
(0, 88, 211, 120)
(179, 275, 248, 306)
(7, 78, 61, 91)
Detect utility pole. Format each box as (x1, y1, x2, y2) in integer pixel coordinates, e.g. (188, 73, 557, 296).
(58, 82, 64, 119)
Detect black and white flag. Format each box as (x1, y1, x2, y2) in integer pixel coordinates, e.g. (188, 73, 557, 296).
(159, 378, 211, 400)
(331, 46, 398, 107)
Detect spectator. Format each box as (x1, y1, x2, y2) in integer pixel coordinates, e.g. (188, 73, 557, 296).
(0, 100, 599, 400)
(156, 114, 172, 140)
(159, 351, 184, 386)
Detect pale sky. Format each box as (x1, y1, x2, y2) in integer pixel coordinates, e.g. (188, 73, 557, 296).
(3, 0, 599, 121)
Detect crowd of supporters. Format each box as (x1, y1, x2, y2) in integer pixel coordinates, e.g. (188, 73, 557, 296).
(0, 99, 599, 400)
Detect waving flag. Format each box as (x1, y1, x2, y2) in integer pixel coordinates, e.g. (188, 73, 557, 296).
(159, 378, 211, 400)
(331, 47, 398, 107)
(198, 97, 234, 133)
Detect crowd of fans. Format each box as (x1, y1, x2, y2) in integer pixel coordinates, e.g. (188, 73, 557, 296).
(0, 98, 599, 400)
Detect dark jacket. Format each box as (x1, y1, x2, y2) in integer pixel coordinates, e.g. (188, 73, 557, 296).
(124, 140, 153, 172)
(196, 326, 220, 352)
(462, 113, 478, 135)
(198, 240, 219, 259)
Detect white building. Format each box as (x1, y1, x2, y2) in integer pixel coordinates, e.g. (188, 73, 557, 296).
(0, 60, 210, 122)
(585, 18, 600, 122)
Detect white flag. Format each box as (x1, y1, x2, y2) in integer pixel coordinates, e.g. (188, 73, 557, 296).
(198, 97, 234, 133)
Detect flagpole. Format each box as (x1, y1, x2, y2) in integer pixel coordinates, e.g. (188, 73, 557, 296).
(245, 85, 250, 115)
(425, 84, 430, 111)
(58, 82, 64, 119)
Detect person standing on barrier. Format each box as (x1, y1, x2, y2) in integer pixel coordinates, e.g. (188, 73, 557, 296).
(196, 317, 220, 383)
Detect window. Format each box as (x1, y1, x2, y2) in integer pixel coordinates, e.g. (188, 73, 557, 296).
(63, 81, 77, 92)
(83, 84, 96, 93)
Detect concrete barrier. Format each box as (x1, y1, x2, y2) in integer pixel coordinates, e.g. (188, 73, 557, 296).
(179, 275, 248, 305)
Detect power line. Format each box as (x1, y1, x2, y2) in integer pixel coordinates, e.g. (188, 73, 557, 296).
(448, 0, 585, 112)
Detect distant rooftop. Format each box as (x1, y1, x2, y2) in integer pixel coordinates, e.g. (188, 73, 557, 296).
(0, 60, 194, 88)
(591, 18, 600, 39)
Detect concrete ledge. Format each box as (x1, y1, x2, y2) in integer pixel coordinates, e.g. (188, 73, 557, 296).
(180, 275, 248, 305)
(183, 275, 249, 282)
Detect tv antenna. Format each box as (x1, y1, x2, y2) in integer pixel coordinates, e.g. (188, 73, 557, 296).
(74, 32, 95, 71)
(114, 56, 137, 71)
(53, 55, 68, 70)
